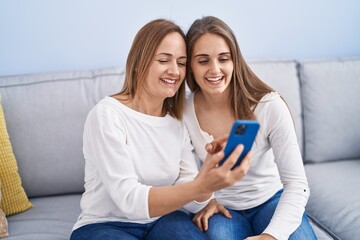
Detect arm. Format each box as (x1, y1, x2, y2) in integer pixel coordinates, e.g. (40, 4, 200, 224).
(87, 105, 250, 219)
(261, 97, 310, 239)
(149, 143, 251, 217)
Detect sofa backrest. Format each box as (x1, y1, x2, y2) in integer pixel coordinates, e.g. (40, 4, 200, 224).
(249, 61, 304, 155)
(0, 68, 125, 197)
(299, 58, 360, 163)
(3, 58, 357, 198)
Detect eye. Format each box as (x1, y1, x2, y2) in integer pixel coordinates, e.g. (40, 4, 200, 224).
(219, 57, 230, 63)
(177, 61, 186, 67)
(158, 59, 169, 64)
(198, 60, 209, 65)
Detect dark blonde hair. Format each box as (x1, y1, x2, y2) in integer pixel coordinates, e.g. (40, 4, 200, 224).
(120, 19, 186, 119)
(186, 16, 274, 120)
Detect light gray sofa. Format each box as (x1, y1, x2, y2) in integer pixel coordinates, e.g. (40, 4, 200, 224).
(0, 58, 359, 240)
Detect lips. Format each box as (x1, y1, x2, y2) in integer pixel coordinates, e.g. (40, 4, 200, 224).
(161, 78, 177, 84)
(205, 76, 224, 82)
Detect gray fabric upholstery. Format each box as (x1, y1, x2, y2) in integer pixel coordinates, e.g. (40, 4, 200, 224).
(300, 58, 360, 163)
(305, 160, 360, 240)
(0, 68, 125, 197)
(249, 61, 303, 155)
(308, 217, 336, 240)
(7, 194, 81, 240)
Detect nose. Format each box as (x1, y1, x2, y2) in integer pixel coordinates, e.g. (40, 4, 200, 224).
(167, 61, 180, 76)
(209, 61, 221, 74)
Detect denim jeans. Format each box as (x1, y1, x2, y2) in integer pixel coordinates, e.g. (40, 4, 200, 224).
(205, 190, 317, 240)
(70, 210, 208, 240)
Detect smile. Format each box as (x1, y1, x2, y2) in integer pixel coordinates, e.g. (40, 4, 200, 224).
(161, 78, 177, 84)
(206, 76, 224, 83)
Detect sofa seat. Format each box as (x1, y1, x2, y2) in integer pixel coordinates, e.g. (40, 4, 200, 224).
(7, 194, 81, 240)
(6, 194, 332, 240)
(305, 160, 360, 240)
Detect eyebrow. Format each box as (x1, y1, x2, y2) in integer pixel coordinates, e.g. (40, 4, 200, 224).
(156, 53, 187, 59)
(193, 52, 231, 58)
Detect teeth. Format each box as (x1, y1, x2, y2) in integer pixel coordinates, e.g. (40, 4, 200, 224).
(206, 77, 223, 82)
(162, 78, 176, 84)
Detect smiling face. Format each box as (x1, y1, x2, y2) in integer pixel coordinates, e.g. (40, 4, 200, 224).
(190, 33, 234, 96)
(140, 32, 187, 102)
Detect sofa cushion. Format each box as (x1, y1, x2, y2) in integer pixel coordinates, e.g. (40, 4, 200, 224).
(305, 159, 360, 240)
(0, 96, 32, 215)
(7, 194, 81, 240)
(0, 67, 125, 197)
(249, 61, 303, 155)
(300, 58, 360, 163)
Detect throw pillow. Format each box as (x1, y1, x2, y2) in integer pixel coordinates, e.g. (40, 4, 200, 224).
(0, 95, 32, 215)
(0, 181, 9, 238)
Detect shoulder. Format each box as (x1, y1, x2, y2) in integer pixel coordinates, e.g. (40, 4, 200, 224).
(85, 96, 128, 129)
(255, 92, 294, 134)
(89, 97, 120, 117)
(255, 92, 288, 115)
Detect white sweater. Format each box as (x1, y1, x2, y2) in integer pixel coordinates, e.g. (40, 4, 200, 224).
(184, 92, 310, 240)
(73, 96, 210, 231)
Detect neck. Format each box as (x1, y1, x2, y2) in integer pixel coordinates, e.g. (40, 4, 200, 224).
(130, 95, 165, 117)
(114, 93, 165, 117)
(196, 89, 232, 111)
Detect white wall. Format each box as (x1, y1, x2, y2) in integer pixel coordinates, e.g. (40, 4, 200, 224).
(0, 0, 359, 76)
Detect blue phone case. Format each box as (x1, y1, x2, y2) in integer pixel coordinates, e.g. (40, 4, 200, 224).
(219, 120, 260, 169)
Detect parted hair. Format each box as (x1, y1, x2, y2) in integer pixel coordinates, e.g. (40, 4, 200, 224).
(120, 19, 186, 119)
(186, 16, 274, 120)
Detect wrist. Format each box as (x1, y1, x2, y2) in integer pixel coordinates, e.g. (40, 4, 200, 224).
(190, 178, 212, 200)
(194, 192, 214, 204)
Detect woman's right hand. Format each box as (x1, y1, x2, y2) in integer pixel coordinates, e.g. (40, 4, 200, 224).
(195, 140, 252, 194)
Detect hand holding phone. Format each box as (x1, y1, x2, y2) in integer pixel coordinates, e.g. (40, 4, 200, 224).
(218, 120, 260, 169)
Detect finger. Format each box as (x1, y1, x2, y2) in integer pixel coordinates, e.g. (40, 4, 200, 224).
(219, 144, 244, 170)
(205, 143, 214, 153)
(201, 210, 214, 231)
(192, 214, 204, 231)
(205, 135, 229, 154)
(231, 151, 252, 179)
(238, 151, 252, 169)
(203, 150, 224, 170)
(205, 141, 222, 154)
(214, 134, 229, 151)
(218, 205, 232, 218)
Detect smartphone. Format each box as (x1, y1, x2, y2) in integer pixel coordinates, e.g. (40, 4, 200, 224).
(219, 120, 260, 169)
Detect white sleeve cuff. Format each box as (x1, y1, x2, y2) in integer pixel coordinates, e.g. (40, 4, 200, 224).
(183, 193, 214, 213)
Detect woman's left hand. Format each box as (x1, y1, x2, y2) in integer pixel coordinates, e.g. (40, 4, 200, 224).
(192, 199, 231, 231)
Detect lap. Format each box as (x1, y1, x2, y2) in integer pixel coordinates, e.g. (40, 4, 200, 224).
(70, 211, 207, 240)
(70, 222, 142, 240)
(147, 211, 208, 240)
(205, 209, 253, 240)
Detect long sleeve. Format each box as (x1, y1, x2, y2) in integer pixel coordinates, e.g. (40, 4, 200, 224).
(262, 96, 310, 240)
(83, 104, 151, 220)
